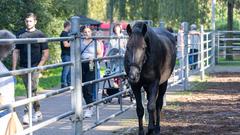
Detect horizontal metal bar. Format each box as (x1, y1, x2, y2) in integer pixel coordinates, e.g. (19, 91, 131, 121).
(78, 35, 128, 39)
(203, 32, 212, 35)
(188, 51, 200, 56)
(168, 79, 184, 87)
(219, 38, 240, 41)
(203, 64, 211, 70)
(218, 53, 240, 56)
(203, 48, 213, 53)
(81, 55, 124, 63)
(203, 55, 213, 61)
(218, 46, 240, 48)
(203, 40, 212, 44)
(82, 73, 125, 86)
(0, 37, 74, 44)
(83, 103, 135, 133)
(0, 61, 73, 78)
(83, 88, 131, 109)
(17, 111, 74, 135)
(0, 87, 72, 111)
(217, 30, 240, 33)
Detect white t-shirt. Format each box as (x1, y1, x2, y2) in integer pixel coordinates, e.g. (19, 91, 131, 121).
(0, 61, 15, 105)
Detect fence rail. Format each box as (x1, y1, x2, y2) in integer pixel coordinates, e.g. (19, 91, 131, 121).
(216, 31, 240, 64)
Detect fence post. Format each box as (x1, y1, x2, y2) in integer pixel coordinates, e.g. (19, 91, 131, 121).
(206, 34, 209, 66)
(216, 32, 220, 64)
(212, 32, 216, 66)
(27, 43, 33, 135)
(183, 22, 189, 90)
(200, 25, 205, 80)
(70, 16, 83, 135)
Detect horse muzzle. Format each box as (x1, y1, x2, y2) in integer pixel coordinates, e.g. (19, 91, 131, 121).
(128, 66, 140, 83)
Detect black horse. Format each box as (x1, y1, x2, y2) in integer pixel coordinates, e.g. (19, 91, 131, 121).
(124, 22, 176, 135)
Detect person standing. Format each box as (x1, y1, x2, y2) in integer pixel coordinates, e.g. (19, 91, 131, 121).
(189, 24, 200, 70)
(109, 23, 127, 52)
(81, 26, 103, 118)
(60, 20, 71, 88)
(12, 13, 49, 124)
(0, 30, 23, 135)
(108, 23, 127, 88)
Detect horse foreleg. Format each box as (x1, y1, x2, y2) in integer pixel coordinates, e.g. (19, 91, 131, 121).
(155, 81, 168, 134)
(146, 80, 159, 135)
(132, 86, 145, 135)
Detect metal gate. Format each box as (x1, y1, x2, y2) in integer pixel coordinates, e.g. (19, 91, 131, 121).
(0, 17, 215, 135)
(216, 31, 240, 64)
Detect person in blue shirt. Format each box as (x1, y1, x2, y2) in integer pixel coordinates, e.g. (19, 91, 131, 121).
(60, 20, 71, 88)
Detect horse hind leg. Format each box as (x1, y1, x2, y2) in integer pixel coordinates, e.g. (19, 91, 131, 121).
(155, 81, 168, 134)
(132, 86, 145, 135)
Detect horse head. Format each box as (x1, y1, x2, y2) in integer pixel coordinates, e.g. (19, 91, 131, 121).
(124, 22, 148, 83)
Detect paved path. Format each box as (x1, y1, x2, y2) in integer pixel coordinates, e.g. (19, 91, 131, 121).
(15, 65, 239, 135)
(16, 91, 138, 135)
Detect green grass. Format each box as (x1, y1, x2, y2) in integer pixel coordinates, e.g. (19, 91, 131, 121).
(218, 58, 240, 66)
(15, 67, 61, 96)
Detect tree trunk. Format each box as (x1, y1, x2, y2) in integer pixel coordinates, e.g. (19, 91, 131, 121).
(226, 0, 234, 60)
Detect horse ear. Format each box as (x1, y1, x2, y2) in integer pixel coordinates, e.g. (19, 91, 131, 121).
(142, 23, 147, 36)
(126, 24, 132, 36)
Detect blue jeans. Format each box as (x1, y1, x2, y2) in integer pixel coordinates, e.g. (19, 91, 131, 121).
(189, 49, 198, 70)
(61, 55, 71, 87)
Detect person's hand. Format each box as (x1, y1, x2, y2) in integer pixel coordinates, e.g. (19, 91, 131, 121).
(37, 63, 44, 72)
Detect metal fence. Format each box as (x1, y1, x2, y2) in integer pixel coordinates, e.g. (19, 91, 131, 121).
(216, 31, 240, 64)
(0, 18, 215, 135)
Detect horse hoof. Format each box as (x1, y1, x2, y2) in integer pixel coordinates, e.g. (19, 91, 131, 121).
(146, 129, 154, 135)
(138, 131, 145, 135)
(154, 126, 160, 135)
(138, 129, 144, 135)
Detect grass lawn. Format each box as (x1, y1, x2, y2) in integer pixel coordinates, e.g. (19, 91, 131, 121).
(15, 67, 61, 96)
(218, 57, 240, 65)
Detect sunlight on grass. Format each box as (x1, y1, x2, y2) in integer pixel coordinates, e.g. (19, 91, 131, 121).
(15, 67, 61, 96)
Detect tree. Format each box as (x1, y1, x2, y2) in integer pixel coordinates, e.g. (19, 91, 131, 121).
(226, 0, 234, 60)
(220, 0, 240, 60)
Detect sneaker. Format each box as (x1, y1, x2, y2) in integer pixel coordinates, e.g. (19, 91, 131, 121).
(84, 107, 93, 118)
(33, 111, 43, 123)
(22, 113, 29, 125)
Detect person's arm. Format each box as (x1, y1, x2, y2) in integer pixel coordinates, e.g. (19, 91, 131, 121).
(97, 41, 104, 58)
(63, 41, 70, 48)
(37, 49, 49, 67)
(12, 49, 20, 70)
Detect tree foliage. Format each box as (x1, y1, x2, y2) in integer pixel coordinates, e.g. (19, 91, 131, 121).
(1, 0, 240, 63)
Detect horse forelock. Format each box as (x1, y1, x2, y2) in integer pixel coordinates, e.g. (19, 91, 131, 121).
(127, 30, 144, 45)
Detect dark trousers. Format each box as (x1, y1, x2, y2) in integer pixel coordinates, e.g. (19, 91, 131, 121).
(21, 70, 40, 113)
(189, 49, 198, 70)
(61, 55, 71, 87)
(82, 62, 95, 104)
